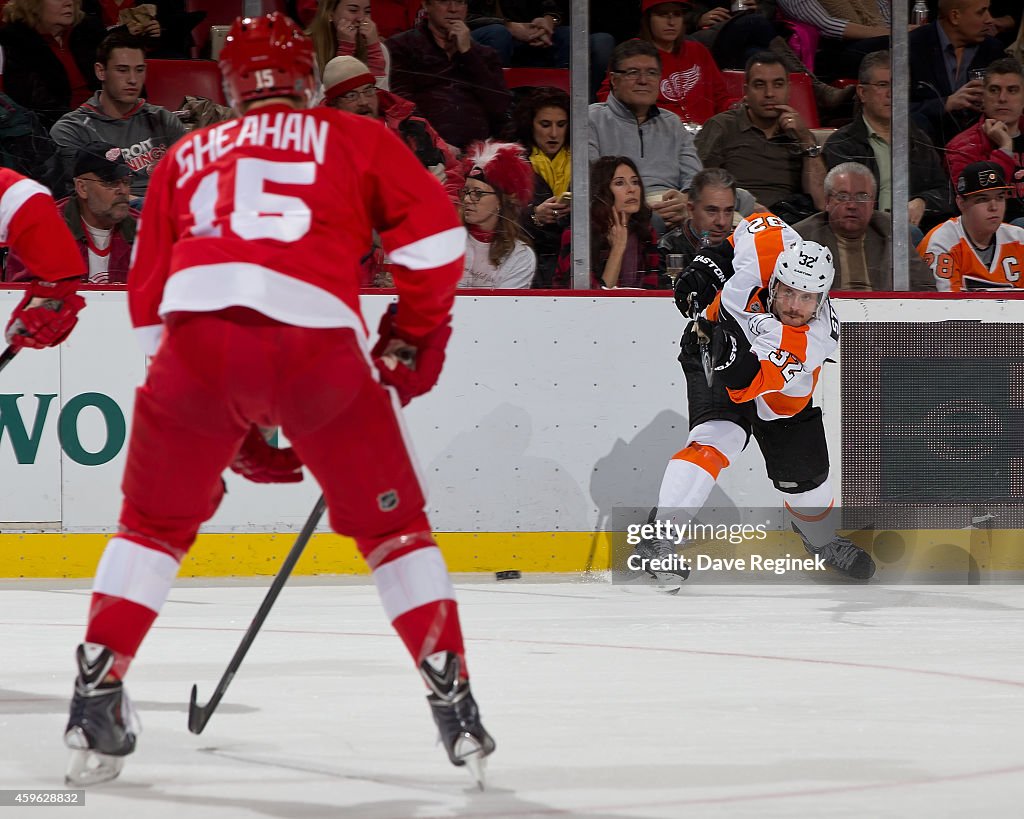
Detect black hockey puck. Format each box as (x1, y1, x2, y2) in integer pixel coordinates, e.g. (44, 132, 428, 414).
(495, 570, 521, 581)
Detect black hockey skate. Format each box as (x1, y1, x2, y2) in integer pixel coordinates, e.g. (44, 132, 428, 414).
(64, 643, 139, 786)
(793, 524, 876, 580)
(421, 652, 495, 790)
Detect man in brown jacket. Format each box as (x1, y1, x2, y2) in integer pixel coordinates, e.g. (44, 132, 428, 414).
(793, 162, 934, 291)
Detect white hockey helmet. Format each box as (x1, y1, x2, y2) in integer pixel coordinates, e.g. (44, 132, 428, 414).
(768, 240, 834, 320)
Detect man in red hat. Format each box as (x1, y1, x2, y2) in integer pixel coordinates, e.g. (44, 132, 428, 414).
(919, 160, 1024, 290)
(62, 12, 494, 790)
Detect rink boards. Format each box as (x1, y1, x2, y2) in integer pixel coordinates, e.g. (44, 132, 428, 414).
(2, 289, 1024, 577)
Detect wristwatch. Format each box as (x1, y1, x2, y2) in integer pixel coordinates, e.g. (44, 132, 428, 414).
(802, 144, 823, 158)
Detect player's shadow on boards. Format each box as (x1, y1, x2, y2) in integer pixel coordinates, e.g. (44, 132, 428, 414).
(588, 409, 741, 572)
(426, 402, 590, 532)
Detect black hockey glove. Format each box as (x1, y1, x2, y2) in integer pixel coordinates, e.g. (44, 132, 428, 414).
(680, 317, 713, 357)
(673, 251, 733, 316)
(709, 324, 760, 389)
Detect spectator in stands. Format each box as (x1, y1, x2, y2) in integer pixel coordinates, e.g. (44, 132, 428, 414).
(505, 87, 571, 287)
(6, 141, 138, 284)
(794, 162, 934, 290)
(988, 1, 1023, 47)
(0, 92, 67, 193)
(1008, 14, 1024, 64)
(589, 39, 702, 232)
(458, 140, 536, 288)
(920, 161, 1024, 290)
(926, 0, 1022, 48)
(696, 51, 826, 220)
(945, 57, 1024, 226)
(776, 0, 894, 80)
(687, 0, 775, 63)
(555, 155, 664, 289)
(387, 0, 511, 150)
(321, 55, 463, 286)
(50, 31, 187, 202)
(0, 0, 106, 130)
(909, 0, 1006, 144)
(659, 167, 737, 265)
(323, 56, 462, 200)
(824, 50, 952, 236)
(310, 0, 390, 87)
(293, 0, 421, 35)
(84, 1, 204, 59)
(596, 0, 728, 126)
(686, 0, 854, 110)
(466, 1, 614, 98)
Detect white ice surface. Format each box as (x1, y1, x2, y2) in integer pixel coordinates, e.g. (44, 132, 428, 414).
(4, 576, 1024, 818)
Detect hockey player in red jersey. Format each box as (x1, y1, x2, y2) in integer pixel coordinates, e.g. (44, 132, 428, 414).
(1, 168, 86, 352)
(63, 13, 493, 789)
(633, 208, 875, 588)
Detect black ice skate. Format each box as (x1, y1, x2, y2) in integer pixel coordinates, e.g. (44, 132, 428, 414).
(64, 643, 140, 786)
(632, 515, 690, 593)
(792, 524, 876, 580)
(421, 651, 495, 790)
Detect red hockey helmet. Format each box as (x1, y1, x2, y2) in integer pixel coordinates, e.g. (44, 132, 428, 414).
(219, 13, 317, 110)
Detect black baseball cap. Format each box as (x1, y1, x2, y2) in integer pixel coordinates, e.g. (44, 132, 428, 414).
(956, 161, 1011, 197)
(74, 142, 133, 182)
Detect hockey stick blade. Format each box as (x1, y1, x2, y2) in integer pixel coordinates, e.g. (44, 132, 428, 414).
(188, 495, 327, 734)
(189, 673, 235, 734)
(0, 344, 18, 374)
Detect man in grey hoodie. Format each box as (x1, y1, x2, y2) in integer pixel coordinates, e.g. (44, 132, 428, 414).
(588, 39, 702, 233)
(50, 31, 187, 202)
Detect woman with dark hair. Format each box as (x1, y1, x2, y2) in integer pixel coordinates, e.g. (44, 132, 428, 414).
(597, 0, 728, 126)
(0, 0, 106, 129)
(309, 0, 390, 87)
(506, 86, 571, 287)
(555, 155, 664, 289)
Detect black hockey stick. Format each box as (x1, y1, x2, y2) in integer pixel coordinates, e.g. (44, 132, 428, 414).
(0, 344, 17, 374)
(687, 293, 714, 387)
(188, 494, 327, 734)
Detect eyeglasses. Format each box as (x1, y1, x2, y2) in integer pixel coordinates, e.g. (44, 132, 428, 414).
(861, 81, 891, 91)
(79, 175, 132, 190)
(830, 192, 874, 203)
(611, 68, 661, 81)
(339, 86, 377, 104)
(460, 188, 497, 202)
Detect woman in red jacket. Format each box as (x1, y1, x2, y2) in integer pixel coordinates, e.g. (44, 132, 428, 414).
(597, 0, 729, 126)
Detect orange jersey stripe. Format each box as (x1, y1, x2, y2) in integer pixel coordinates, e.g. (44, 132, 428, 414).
(705, 291, 722, 322)
(780, 324, 809, 361)
(785, 499, 834, 522)
(672, 442, 731, 480)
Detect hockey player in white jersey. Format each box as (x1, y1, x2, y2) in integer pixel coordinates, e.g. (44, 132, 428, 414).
(634, 211, 875, 587)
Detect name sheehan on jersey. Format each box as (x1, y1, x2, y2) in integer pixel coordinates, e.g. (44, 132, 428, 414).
(175, 112, 328, 187)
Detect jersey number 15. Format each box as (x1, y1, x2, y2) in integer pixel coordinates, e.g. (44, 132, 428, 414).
(189, 158, 316, 243)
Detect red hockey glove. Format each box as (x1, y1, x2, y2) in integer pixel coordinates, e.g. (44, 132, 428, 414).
(5, 278, 86, 350)
(229, 425, 304, 484)
(371, 305, 452, 406)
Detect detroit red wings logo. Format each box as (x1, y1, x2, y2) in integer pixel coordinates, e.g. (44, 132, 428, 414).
(660, 66, 701, 103)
